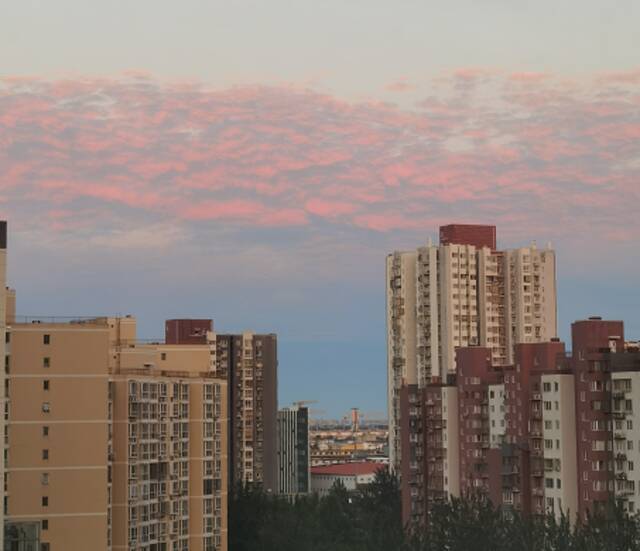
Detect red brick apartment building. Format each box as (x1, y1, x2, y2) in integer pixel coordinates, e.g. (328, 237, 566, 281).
(400, 317, 640, 526)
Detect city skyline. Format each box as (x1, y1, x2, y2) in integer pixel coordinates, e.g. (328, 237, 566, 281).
(2, 2, 639, 419)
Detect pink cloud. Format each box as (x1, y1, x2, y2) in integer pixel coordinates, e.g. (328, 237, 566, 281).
(180, 200, 264, 221)
(0, 71, 638, 246)
(305, 199, 358, 218)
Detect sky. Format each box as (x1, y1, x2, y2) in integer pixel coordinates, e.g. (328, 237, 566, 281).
(1, 1, 639, 418)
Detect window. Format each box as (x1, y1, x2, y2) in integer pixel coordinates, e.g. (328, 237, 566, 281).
(42, 426, 49, 437)
(43, 380, 49, 391)
(42, 449, 49, 460)
(41, 473, 49, 485)
(161, 353, 167, 361)
(43, 334, 50, 345)
(41, 544, 50, 551)
(556, 479, 561, 489)
(42, 496, 48, 507)
(42, 403, 50, 413)
(42, 519, 48, 530)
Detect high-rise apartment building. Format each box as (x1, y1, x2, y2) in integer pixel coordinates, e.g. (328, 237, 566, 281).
(162, 324, 279, 493)
(400, 315, 640, 526)
(0, 221, 7, 550)
(5, 310, 229, 551)
(207, 332, 278, 493)
(387, 250, 417, 471)
(388, 224, 557, 472)
(277, 406, 310, 497)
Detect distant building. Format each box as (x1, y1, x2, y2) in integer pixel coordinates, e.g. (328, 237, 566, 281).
(277, 406, 310, 497)
(310, 462, 383, 497)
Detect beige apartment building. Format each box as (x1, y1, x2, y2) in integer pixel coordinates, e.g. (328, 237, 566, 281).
(1, 221, 7, 550)
(5, 310, 228, 551)
(387, 224, 557, 471)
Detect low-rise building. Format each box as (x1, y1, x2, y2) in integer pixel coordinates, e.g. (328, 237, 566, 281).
(310, 462, 383, 497)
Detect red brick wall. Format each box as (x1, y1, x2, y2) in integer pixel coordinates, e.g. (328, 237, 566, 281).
(439, 224, 496, 250)
(165, 319, 213, 344)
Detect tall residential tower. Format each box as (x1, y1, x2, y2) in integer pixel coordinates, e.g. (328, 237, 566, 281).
(167, 322, 279, 494)
(277, 406, 310, 497)
(387, 224, 557, 471)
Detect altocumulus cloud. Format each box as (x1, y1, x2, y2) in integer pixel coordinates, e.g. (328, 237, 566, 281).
(1, 70, 639, 249)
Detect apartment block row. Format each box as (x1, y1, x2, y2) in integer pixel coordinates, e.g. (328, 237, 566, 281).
(400, 317, 640, 526)
(387, 224, 557, 472)
(0, 221, 279, 551)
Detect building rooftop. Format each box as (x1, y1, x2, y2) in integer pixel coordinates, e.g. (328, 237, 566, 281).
(310, 462, 383, 476)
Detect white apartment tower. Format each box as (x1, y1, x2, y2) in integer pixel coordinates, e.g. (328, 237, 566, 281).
(387, 224, 557, 471)
(386, 250, 417, 470)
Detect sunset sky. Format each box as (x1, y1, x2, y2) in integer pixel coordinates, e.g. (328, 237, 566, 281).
(2, 1, 639, 417)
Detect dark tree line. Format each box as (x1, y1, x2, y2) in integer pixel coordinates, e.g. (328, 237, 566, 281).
(229, 471, 640, 551)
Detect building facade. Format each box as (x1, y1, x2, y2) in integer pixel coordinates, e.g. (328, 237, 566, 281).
(210, 332, 278, 493)
(388, 224, 557, 474)
(5, 312, 229, 551)
(0, 221, 7, 550)
(310, 462, 383, 497)
(387, 250, 418, 471)
(164, 326, 279, 494)
(400, 316, 640, 526)
(277, 406, 310, 497)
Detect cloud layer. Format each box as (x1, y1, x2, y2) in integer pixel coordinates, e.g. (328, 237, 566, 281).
(1, 71, 639, 247)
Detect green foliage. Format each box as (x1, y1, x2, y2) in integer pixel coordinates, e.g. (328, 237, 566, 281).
(229, 474, 640, 551)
